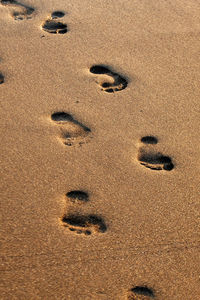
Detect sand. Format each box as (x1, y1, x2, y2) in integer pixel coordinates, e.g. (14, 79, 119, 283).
(0, 0, 200, 299)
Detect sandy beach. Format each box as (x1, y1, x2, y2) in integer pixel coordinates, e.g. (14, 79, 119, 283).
(1, 0, 200, 299)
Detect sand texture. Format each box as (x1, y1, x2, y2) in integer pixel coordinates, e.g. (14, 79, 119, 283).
(0, 0, 200, 299)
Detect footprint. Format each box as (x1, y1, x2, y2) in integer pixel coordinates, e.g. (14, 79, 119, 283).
(0, 0, 35, 20)
(61, 214, 107, 235)
(89, 64, 128, 93)
(51, 112, 91, 146)
(61, 191, 107, 235)
(42, 11, 67, 34)
(138, 136, 174, 171)
(0, 72, 4, 84)
(127, 286, 155, 300)
(66, 190, 89, 204)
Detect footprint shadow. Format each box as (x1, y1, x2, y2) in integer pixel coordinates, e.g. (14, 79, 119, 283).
(0, 0, 34, 20)
(137, 136, 174, 171)
(89, 64, 128, 93)
(51, 112, 91, 147)
(42, 11, 67, 34)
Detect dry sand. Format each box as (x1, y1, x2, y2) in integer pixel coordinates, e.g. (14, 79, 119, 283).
(0, 0, 200, 299)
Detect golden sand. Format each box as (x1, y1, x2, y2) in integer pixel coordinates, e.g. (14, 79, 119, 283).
(1, 0, 200, 299)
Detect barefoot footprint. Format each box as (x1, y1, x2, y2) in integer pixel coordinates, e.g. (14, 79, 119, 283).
(61, 190, 107, 235)
(0, 0, 34, 20)
(51, 112, 91, 146)
(138, 136, 174, 171)
(42, 11, 67, 34)
(127, 286, 155, 300)
(89, 64, 128, 93)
